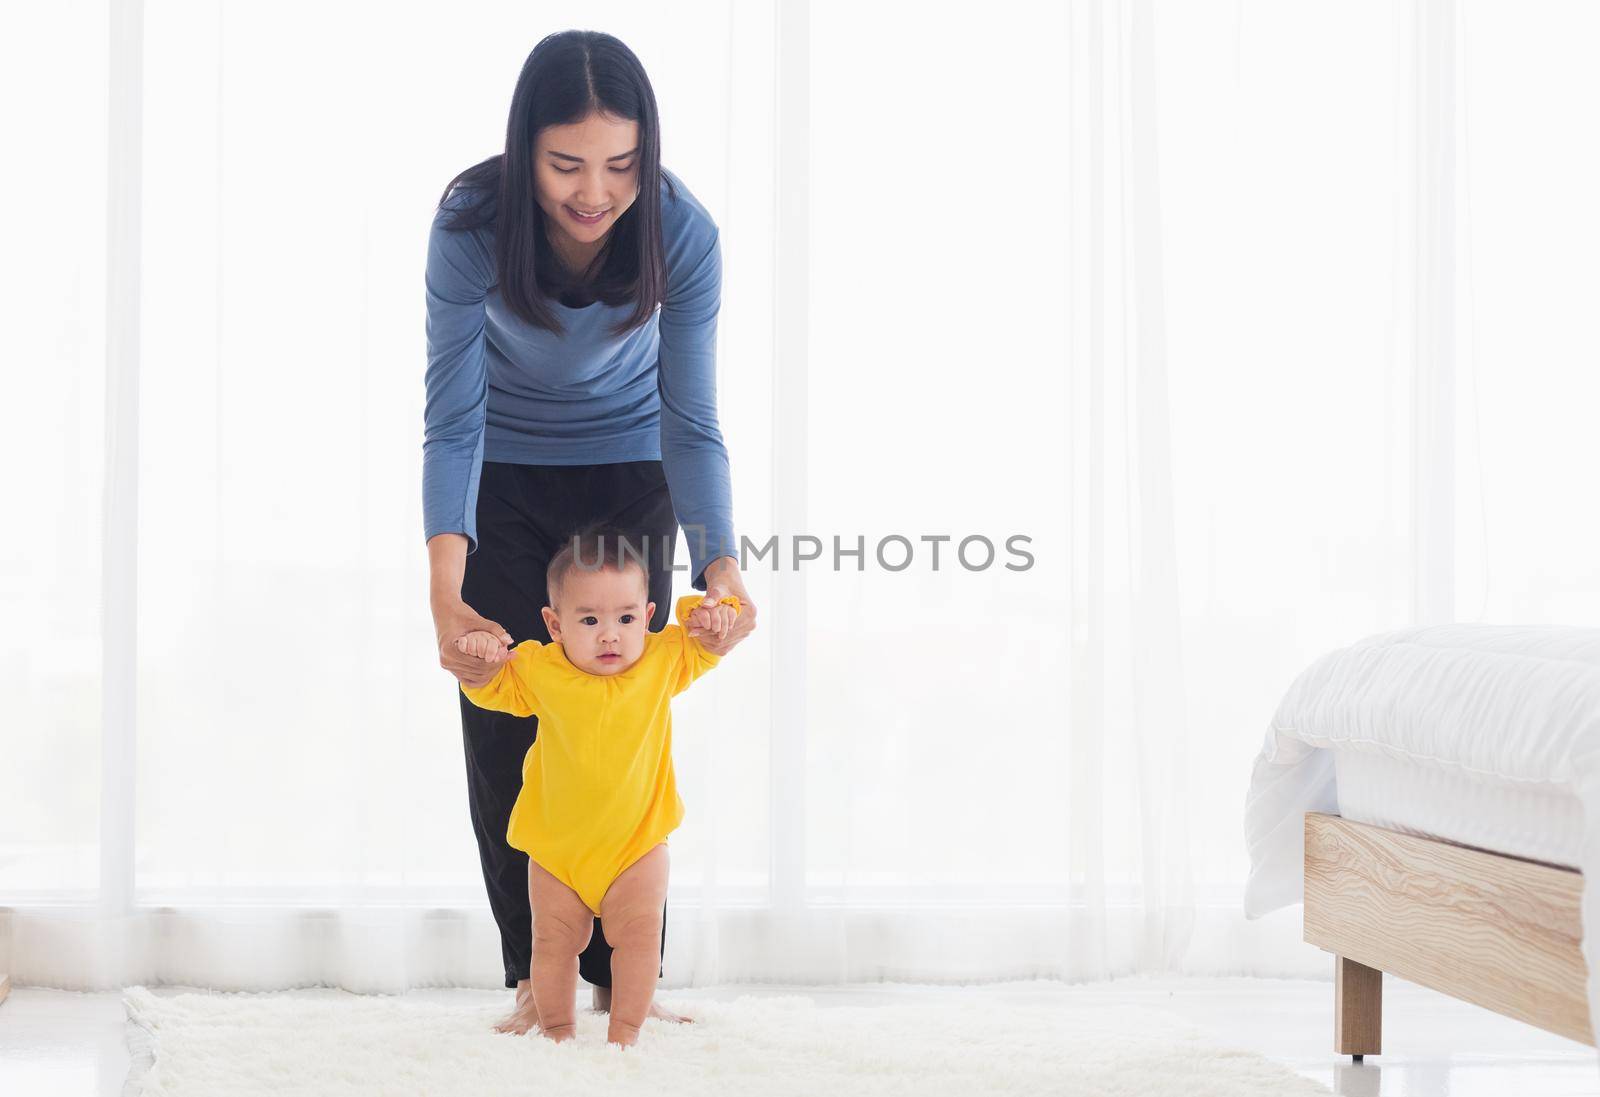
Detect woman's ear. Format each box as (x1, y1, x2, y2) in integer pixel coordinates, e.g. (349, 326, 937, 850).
(541, 604, 562, 641)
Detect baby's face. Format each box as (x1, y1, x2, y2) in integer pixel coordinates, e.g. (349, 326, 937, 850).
(542, 566, 654, 676)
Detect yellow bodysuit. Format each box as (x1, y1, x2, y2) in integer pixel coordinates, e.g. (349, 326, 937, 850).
(460, 593, 739, 914)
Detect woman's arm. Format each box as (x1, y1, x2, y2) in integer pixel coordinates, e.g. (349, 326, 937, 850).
(695, 555, 756, 656)
(656, 217, 737, 593)
(428, 530, 469, 610)
(423, 196, 509, 686)
(430, 532, 513, 688)
(654, 191, 756, 653)
(423, 194, 493, 556)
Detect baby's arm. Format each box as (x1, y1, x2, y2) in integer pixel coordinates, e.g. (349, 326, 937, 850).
(459, 638, 547, 718)
(668, 593, 741, 695)
(685, 598, 739, 644)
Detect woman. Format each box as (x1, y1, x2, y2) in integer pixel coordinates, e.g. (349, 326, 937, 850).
(422, 29, 756, 1033)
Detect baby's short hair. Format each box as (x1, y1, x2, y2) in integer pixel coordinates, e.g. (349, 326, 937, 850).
(546, 526, 651, 608)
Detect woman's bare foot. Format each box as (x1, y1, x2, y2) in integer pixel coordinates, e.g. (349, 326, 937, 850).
(591, 985, 693, 1024)
(649, 999, 693, 1024)
(493, 979, 540, 1035)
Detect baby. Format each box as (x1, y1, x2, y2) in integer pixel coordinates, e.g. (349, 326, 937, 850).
(455, 526, 740, 1048)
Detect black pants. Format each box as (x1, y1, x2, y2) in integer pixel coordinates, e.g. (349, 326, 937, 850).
(459, 459, 680, 990)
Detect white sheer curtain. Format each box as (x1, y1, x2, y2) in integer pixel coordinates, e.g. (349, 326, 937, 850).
(6, 0, 1600, 993)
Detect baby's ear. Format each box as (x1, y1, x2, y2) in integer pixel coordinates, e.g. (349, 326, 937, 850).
(647, 600, 656, 622)
(540, 604, 561, 640)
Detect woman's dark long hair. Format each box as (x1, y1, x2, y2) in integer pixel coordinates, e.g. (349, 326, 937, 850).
(436, 30, 677, 337)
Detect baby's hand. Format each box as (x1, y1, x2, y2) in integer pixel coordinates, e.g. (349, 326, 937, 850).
(455, 630, 511, 664)
(687, 598, 739, 643)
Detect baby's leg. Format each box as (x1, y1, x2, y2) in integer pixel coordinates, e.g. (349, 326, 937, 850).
(598, 843, 669, 1047)
(528, 858, 594, 1042)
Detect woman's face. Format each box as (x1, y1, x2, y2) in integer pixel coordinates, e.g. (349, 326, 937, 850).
(533, 112, 642, 250)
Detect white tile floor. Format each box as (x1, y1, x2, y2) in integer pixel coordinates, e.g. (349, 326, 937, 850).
(1, 975, 1595, 1096)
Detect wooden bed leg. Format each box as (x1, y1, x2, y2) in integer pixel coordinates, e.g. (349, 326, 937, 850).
(1334, 955, 1382, 1058)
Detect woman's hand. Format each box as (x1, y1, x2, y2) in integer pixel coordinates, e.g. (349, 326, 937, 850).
(433, 598, 515, 688)
(693, 556, 756, 657)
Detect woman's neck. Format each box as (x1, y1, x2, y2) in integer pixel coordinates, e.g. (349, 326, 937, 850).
(546, 223, 604, 282)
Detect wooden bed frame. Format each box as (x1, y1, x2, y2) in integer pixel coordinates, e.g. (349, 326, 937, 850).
(1303, 812, 1592, 1057)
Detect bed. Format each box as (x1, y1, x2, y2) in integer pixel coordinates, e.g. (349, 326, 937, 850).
(1242, 624, 1600, 1058)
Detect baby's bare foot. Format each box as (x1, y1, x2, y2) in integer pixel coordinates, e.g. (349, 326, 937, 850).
(607, 1018, 641, 1048)
(540, 1022, 578, 1043)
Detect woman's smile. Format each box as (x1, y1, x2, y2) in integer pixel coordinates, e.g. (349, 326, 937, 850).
(565, 205, 611, 225)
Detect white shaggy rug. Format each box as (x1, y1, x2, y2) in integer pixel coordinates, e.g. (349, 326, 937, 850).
(123, 985, 1330, 1096)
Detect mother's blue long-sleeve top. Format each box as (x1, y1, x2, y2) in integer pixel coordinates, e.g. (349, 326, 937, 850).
(422, 167, 735, 589)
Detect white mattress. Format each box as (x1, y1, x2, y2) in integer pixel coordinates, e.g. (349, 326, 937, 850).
(1333, 749, 1583, 870)
(1242, 623, 1600, 1047)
